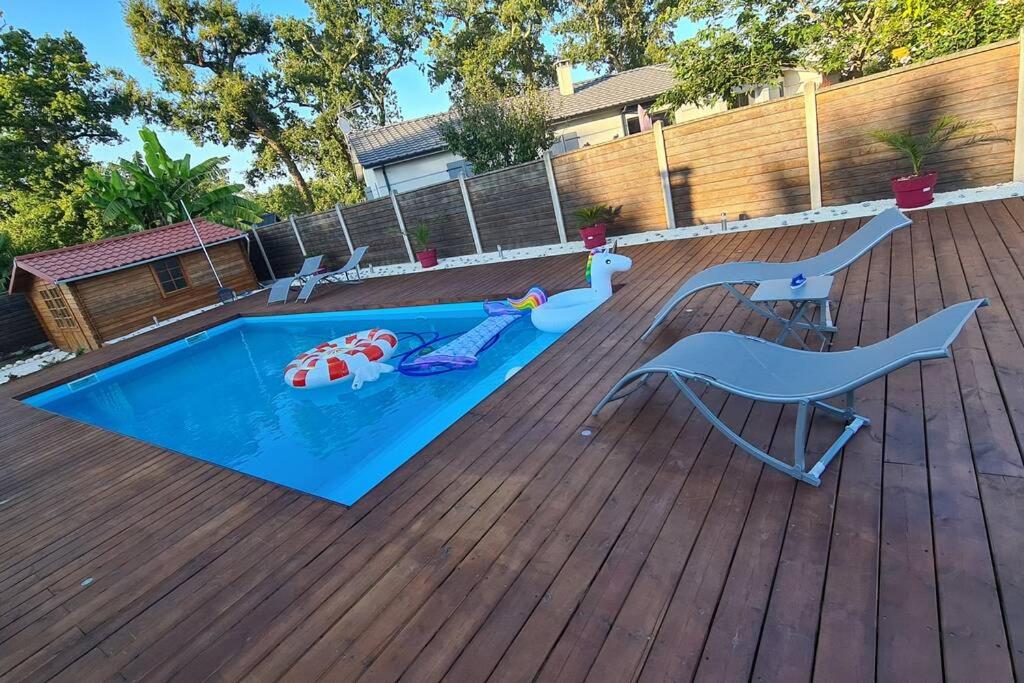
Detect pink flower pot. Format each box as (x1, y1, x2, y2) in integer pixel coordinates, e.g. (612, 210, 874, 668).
(891, 171, 938, 209)
(580, 224, 607, 249)
(416, 248, 438, 268)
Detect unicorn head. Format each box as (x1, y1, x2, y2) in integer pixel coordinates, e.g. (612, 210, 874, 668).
(586, 247, 632, 298)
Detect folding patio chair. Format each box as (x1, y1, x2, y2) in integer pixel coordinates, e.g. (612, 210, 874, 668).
(595, 299, 988, 485)
(267, 255, 324, 304)
(297, 246, 368, 303)
(641, 207, 911, 340)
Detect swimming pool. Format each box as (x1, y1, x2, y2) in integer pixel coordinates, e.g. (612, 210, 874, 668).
(26, 303, 561, 504)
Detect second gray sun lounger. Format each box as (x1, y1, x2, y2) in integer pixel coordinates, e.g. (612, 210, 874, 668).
(267, 255, 324, 304)
(596, 299, 988, 485)
(641, 207, 911, 340)
(298, 246, 368, 302)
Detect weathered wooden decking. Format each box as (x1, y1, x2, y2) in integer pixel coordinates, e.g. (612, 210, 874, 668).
(2, 199, 1023, 682)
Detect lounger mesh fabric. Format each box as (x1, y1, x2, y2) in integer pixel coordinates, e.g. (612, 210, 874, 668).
(298, 246, 368, 302)
(267, 255, 324, 304)
(641, 207, 911, 340)
(595, 299, 989, 485)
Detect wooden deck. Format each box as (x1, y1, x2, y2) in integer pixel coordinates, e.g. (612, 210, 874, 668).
(2, 199, 1023, 682)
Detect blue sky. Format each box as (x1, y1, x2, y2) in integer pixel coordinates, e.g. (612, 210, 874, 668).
(5, 1, 695, 187)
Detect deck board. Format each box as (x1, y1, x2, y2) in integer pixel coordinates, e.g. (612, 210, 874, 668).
(1, 200, 1022, 681)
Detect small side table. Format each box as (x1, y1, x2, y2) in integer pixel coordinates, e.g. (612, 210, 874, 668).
(750, 275, 836, 349)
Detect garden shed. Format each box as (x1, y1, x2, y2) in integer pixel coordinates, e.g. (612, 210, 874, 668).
(8, 219, 258, 351)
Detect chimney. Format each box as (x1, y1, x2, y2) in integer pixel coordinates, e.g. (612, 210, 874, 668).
(556, 60, 574, 96)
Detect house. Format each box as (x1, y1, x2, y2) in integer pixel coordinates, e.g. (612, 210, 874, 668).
(347, 63, 821, 199)
(8, 219, 258, 351)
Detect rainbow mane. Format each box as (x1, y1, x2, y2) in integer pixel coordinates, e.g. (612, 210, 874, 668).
(507, 286, 548, 310)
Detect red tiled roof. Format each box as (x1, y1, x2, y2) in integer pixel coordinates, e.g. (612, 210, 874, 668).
(9, 219, 245, 291)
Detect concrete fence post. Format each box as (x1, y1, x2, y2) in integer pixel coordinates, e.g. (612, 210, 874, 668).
(458, 174, 484, 254)
(249, 227, 276, 280)
(1014, 27, 1024, 181)
(803, 82, 823, 209)
(390, 191, 416, 263)
(288, 214, 308, 257)
(334, 203, 355, 256)
(542, 151, 568, 243)
(653, 121, 676, 230)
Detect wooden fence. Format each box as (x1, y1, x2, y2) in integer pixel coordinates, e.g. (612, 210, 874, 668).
(249, 38, 1022, 279)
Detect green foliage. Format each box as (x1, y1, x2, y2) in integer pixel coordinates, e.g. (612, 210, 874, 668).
(572, 204, 622, 229)
(0, 17, 138, 259)
(83, 128, 263, 232)
(0, 231, 12, 290)
(869, 115, 1007, 176)
(552, 0, 675, 73)
(427, 0, 557, 97)
(248, 177, 364, 218)
(438, 90, 554, 173)
(659, 0, 1024, 109)
(406, 222, 432, 251)
(125, 0, 319, 210)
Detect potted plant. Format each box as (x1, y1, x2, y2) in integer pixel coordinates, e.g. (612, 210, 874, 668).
(869, 115, 1004, 209)
(573, 204, 621, 249)
(403, 222, 437, 268)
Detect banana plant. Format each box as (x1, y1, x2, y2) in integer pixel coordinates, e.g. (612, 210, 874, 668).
(84, 128, 263, 233)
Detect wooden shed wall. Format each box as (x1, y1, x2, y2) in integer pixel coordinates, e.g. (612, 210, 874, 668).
(24, 278, 100, 352)
(70, 241, 257, 346)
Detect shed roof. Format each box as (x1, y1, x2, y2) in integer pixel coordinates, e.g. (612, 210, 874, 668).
(9, 219, 246, 292)
(347, 64, 677, 168)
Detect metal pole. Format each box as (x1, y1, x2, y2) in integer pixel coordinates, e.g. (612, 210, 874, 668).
(250, 226, 276, 280)
(542, 151, 568, 244)
(289, 214, 308, 256)
(458, 174, 483, 254)
(180, 201, 224, 288)
(390, 191, 416, 263)
(334, 203, 356, 255)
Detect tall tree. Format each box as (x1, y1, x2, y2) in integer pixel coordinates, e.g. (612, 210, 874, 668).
(659, 0, 1024, 108)
(84, 128, 262, 233)
(0, 15, 137, 254)
(124, 0, 317, 209)
(438, 89, 553, 172)
(553, 0, 675, 73)
(427, 0, 558, 97)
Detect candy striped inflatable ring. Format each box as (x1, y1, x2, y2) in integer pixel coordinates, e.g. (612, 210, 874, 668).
(284, 328, 398, 390)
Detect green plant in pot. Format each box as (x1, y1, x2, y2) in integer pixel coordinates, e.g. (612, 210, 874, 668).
(401, 222, 437, 268)
(573, 204, 621, 249)
(868, 115, 1005, 209)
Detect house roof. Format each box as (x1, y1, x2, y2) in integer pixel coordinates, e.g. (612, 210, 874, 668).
(347, 64, 678, 168)
(9, 219, 246, 292)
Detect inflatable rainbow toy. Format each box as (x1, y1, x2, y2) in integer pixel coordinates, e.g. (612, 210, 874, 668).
(507, 286, 548, 311)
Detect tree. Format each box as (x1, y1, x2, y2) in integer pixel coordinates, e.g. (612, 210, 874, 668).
(659, 0, 1024, 108)
(0, 16, 137, 255)
(427, 0, 557, 97)
(552, 0, 675, 74)
(125, 0, 317, 209)
(84, 128, 263, 232)
(438, 89, 554, 172)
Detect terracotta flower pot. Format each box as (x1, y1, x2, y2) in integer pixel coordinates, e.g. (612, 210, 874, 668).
(416, 248, 438, 268)
(891, 171, 938, 209)
(579, 223, 607, 249)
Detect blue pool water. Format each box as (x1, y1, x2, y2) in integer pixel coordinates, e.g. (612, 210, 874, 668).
(26, 303, 561, 504)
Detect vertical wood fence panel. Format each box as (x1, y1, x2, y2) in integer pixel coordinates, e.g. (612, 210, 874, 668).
(343, 197, 408, 266)
(817, 41, 1019, 205)
(254, 221, 305, 277)
(292, 209, 353, 268)
(551, 130, 664, 235)
(396, 180, 478, 258)
(467, 160, 562, 251)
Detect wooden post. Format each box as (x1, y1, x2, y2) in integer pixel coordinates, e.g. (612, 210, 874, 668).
(249, 227, 276, 280)
(288, 214, 308, 256)
(542, 150, 568, 243)
(390, 191, 416, 263)
(803, 82, 823, 209)
(1014, 27, 1024, 181)
(458, 174, 484, 254)
(334, 203, 355, 255)
(653, 121, 676, 230)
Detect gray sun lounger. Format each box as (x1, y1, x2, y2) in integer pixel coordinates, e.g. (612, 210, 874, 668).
(596, 298, 988, 485)
(267, 255, 324, 304)
(641, 207, 911, 340)
(298, 246, 368, 302)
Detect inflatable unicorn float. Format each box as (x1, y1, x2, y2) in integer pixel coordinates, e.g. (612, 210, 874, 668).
(531, 246, 632, 333)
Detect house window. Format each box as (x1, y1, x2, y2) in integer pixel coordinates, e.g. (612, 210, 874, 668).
(40, 287, 76, 329)
(446, 160, 474, 179)
(553, 132, 580, 154)
(152, 256, 188, 294)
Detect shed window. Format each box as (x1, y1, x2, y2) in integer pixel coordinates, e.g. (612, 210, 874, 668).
(40, 288, 76, 329)
(153, 257, 188, 294)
